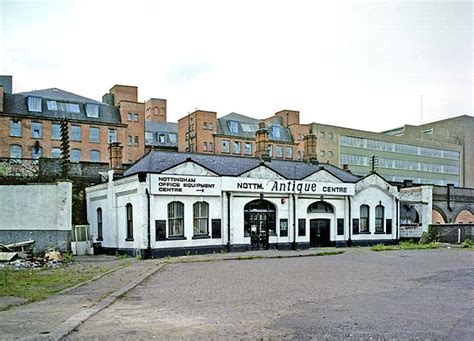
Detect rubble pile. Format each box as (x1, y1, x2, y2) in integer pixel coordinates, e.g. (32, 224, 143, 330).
(0, 241, 71, 270)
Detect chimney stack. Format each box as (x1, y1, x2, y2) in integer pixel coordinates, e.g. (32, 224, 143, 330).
(343, 164, 351, 173)
(255, 121, 270, 160)
(303, 128, 318, 164)
(109, 142, 124, 175)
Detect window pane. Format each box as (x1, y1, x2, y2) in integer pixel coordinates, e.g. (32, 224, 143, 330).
(52, 123, 61, 140)
(275, 145, 283, 158)
(133, 113, 139, 122)
(158, 133, 166, 143)
(228, 121, 239, 134)
(47, 100, 58, 110)
(271, 125, 281, 139)
(85, 103, 99, 118)
(89, 127, 100, 142)
(27, 97, 42, 112)
(268, 145, 273, 157)
(10, 145, 22, 158)
(9, 120, 21, 137)
(168, 133, 177, 143)
(145, 132, 154, 143)
(244, 143, 252, 155)
(108, 129, 117, 143)
(233, 141, 241, 154)
(51, 147, 61, 158)
(31, 146, 42, 159)
(285, 146, 292, 158)
(71, 149, 81, 162)
(71, 125, 81, 141)
(31, 122, 43, 138)
(221, 140, 230, 153)
(90, 150, 100, 162)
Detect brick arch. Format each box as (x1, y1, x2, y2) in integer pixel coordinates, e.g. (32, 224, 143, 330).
(454, 208, 474, 224)
(432, 205, 447, 224)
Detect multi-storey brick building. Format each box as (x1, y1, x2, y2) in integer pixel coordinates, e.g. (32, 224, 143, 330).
(0, 76, 177, 165)
(178, 111, 299, 160)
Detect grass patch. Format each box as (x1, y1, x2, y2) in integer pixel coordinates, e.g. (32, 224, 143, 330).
(0, 264, 111, 307)
(371, 241, 439, 252)
(311, 251, 345, 256)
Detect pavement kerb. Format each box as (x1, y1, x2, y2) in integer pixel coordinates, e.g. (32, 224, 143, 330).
(55, 261, 131, 296)
(156, 249, 346, 265)
(45, 263, 165, 340)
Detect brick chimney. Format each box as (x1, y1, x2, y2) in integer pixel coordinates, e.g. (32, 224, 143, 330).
(109, 142, 124, 175)
(303, 128, 318, 164)
(343, 164, 351, 173)
(255, 121, 270, 159)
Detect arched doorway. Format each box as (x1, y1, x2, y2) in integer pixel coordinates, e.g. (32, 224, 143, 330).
(454, 209, 474, 224)
(432, 209, 446, 224)
(307, 201, 334, 247)
(244, 200, 276, 249)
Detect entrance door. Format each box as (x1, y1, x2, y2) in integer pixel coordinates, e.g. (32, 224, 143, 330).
(309, 219, 331, 247)
(249, 212, 269, 249)
(244, 200, 276, 250)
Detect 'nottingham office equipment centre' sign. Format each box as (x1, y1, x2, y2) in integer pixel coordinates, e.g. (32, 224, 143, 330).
(150, 175, 221, 196)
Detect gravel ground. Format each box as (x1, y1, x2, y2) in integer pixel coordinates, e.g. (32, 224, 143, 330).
(69, 248, 474, 340)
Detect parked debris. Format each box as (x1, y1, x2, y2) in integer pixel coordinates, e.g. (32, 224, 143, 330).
(0, 241, 71, 269)
(0, 252, 18, 262)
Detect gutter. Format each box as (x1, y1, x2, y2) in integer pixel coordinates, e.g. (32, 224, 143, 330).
(292, 194, 296, 250)
(145, 188, 151, 259)
(226, 192, 231, 251)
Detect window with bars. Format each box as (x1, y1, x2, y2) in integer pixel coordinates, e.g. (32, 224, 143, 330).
(193, 202, 209, 236)
(360, 205, 370, 233)
(375, 205, 384, 233)
(126, 203, 133, 240)
(168, 201, 184, 238)
(97, 207, 103, 241)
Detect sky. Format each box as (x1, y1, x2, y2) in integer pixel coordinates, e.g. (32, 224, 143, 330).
(1, 0, 472, 131)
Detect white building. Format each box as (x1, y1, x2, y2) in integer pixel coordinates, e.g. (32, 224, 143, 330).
(85, 151, 400, 257)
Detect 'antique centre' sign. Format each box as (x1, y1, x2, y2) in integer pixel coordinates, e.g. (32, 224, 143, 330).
(150, 175, 221, 196)
(222, 178, 355, 196)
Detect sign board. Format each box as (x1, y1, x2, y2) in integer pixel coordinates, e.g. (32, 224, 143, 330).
(222, 178, 355, 196)
(150, 175, 355, 196)
(150, 175, 221, 196)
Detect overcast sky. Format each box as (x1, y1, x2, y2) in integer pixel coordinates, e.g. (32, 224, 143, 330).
(1, 0, 472, 131)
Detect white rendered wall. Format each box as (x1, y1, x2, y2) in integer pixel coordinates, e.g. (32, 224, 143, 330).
(0, 181, 72, 232)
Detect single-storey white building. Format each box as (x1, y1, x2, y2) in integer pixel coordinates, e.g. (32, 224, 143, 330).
(85, 149, 400, 257)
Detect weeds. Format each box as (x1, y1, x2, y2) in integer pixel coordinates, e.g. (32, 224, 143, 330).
(371, 240, 439, 252)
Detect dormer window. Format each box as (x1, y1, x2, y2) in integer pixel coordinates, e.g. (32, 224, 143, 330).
(85, 103, 99, 118)
(271, 125, 281, 139)
(145, 132, 154, 143)
(57, 102, 80, 114)
(47, 100, 58, 110)
(27, 96, 42, 112)
(228, 120, 239, 134)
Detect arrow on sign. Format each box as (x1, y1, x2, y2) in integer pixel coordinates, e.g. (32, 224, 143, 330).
(196, 189, 204, 192)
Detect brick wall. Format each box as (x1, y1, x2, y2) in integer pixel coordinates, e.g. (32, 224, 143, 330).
(430, 224, 474, 243)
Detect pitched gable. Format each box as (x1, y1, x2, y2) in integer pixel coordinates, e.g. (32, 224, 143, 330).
(162, 161, 218, 177)
(240, 165, 285, 180)
(303, 169, 342, 183)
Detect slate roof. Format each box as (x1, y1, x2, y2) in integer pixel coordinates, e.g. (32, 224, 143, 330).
(3, 92, 121, 125)
(145, 121, 178, 147)
(17, 88, 103, 104)
(124, 150, 361, 182)
(216, 112, 293, 143)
